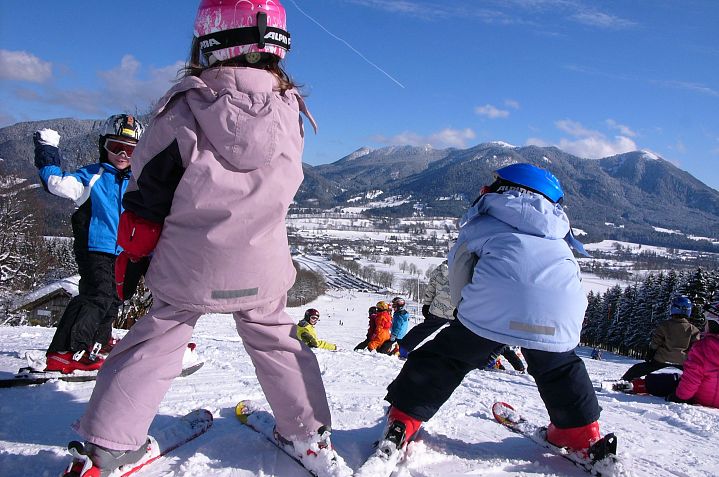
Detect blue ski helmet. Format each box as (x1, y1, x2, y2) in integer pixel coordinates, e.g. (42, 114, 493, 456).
(670, 295, 692, 316)
(494, 163, 564, 204)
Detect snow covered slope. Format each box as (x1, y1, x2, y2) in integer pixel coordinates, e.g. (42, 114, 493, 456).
(1, 290, 717, 476)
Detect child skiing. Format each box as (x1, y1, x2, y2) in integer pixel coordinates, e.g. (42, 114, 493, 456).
(297, 308, 338, 350)
(367, 164, 604, 462)
(62, 2, 349, 476)
(34, 114, 145, 373)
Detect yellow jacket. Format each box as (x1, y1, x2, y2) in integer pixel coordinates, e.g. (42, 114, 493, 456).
(296, 319, 337, 350)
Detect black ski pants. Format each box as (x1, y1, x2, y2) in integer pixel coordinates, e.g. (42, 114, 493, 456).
(47, 251, 120, 354)
(398, 315, 451, 353)
(385, 320, 600, 429)
(620, 360, 682, 382)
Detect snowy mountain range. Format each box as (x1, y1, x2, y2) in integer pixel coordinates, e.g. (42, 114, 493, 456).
(1, 118, 719, 251)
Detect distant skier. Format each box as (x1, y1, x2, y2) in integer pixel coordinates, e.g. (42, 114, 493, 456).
(620, 295, 700, 382)
(354, 306, 378, 351)
(34, 114, 145, 374)
(398, 260, 454, 358)
(62, 2, 349, 476)
(620, 301, 719, 409)
(591, 348, 603, 360)
(371, 163, 606, 458)
(296, 309, 337, 350)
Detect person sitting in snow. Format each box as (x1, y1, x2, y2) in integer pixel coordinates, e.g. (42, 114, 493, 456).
(296, 309, 337, 351)
(591, 348, 603, 360)
(484, 345, 526, 373)
(372, 163, 606, 457)
(367, 301, 393, 352)
(379, 297, 411, 355)
(620, 301, 719, 409)
(621, 295, 700, 382)
(354, 306, 378, 351)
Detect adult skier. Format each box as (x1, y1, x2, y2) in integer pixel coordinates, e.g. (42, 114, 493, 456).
(35, 114, 145, 374)
(372, 163, 604, 457)
(61, 2, 349, 476)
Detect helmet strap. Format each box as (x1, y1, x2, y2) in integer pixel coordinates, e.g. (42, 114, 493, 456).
(197, 23, 291, 66)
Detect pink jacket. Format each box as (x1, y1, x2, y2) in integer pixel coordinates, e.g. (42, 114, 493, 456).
(676, 334, 719, 408)
(125, 67, 316, 312)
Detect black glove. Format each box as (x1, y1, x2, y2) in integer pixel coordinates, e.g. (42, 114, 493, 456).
(645, 348, 656, 362)
(421, 304, 431, 319)
(665, 392, 687, 403)
(453, 308, 458, 319)
(33, 129, 62, 169)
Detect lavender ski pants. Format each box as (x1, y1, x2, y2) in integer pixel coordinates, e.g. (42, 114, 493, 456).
(75, 296, 331, 450)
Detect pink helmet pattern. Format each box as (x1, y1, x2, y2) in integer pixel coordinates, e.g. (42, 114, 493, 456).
(194, 0, 290, 66)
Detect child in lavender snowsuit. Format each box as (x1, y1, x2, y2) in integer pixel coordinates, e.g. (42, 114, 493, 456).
(69, 2, 349, 476)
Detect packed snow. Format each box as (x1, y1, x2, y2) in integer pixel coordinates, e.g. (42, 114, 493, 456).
(1, 289, 717, 476)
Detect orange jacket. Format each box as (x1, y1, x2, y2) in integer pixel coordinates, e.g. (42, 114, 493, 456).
(368, 311, 392, 350)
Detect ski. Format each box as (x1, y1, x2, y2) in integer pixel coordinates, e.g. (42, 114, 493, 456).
(61, 408, 213, 477)
(1, 344, 204, 388)
(234, 400, 352, 477)
(491, 401, 623, 477)
(0, 361, 203, 388)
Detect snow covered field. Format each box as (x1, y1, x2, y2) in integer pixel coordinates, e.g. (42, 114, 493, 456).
(1, 290, 718, 476)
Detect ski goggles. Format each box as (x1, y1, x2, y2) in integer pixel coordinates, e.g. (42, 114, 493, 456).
(104, 138, 137, 157)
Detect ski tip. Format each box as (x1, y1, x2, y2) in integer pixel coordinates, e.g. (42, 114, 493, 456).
(235, 400, 252, 424)
(491, 401, 516, 423)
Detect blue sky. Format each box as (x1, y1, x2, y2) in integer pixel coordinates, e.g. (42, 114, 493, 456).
(1, 1, 718, 189)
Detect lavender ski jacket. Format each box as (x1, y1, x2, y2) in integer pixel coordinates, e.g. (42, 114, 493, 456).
(123, 67, 316, 312)
(448, 191, 587, 352)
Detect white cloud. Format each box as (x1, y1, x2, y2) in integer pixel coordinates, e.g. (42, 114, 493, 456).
(475, 104, 510, 119)
(526, 137, 550, 147)
(504, 99, 520, 109)
(605, 119, 636, 137)
(373, 128, 476, 148)
(531, 119, 638, 158)
(570, 11, 636, 29)
(0, 50, 52, 83)
(558, 135, 637, 158)
(25, 55, 183, 115)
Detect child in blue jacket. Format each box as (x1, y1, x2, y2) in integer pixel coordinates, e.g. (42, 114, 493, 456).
(374, 164, 604, 457)
(35, 114, 145, 373)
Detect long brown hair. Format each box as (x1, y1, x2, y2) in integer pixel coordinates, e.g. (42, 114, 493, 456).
(180, 37, 298, 94)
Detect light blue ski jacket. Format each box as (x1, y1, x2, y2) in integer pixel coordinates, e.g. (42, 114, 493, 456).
(448, 191, 587, 352)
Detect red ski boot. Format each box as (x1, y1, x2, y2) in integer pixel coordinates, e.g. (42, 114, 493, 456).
(546, 421, 601, 453)
(45, 350, 104, 374)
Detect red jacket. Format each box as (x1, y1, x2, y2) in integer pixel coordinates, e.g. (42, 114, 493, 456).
(365, 313, 378, 339)
(368, 311, 392, 351)
(676, 334, 719, 408)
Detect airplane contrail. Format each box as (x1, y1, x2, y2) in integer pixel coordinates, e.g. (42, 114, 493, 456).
(287, 0, 406, 88)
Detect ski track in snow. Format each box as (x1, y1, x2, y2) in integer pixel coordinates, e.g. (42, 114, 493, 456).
(1, 290, 718, 476)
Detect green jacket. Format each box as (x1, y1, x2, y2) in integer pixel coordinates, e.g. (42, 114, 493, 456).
(296, 319, 337, 350)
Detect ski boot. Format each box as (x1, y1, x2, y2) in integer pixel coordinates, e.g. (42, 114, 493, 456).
(377, 407, 422, 456)
(46, 348, 104, 374)
(62, 438, 155, 477)
(546, 421, 601, 454)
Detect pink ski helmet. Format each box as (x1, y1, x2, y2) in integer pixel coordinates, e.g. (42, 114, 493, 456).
(194, 0, 290, 66)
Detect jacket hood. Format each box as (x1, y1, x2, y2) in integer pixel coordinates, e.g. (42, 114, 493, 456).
(460, 191, 589, 256)
(151, 67, 316, 170)
(463, 191, 569, 239)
